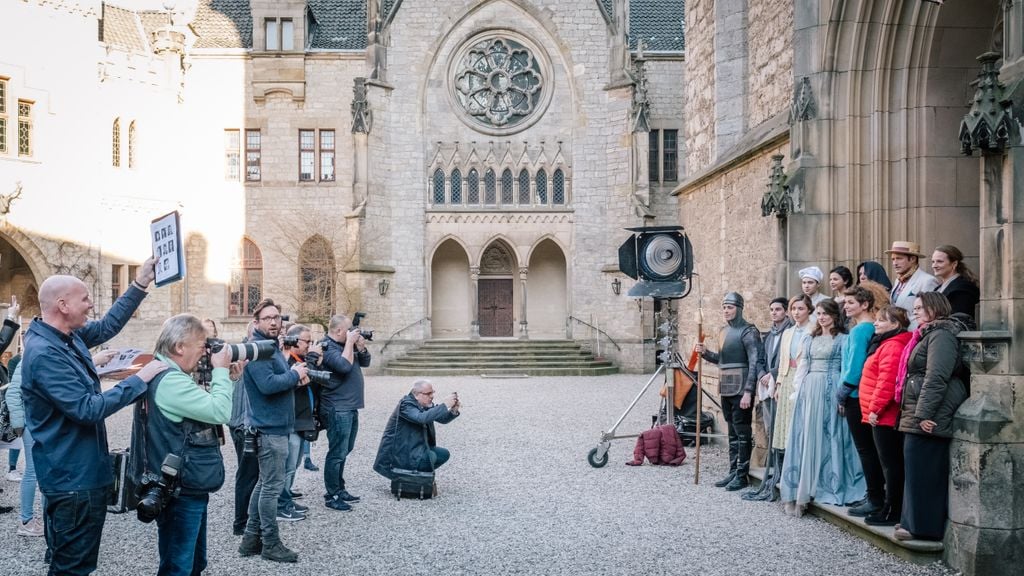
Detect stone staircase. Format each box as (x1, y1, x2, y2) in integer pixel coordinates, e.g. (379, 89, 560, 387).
(384, 339, 619, 377)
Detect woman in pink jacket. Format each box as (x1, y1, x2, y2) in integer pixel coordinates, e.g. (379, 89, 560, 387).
(857, 305, 912, 526)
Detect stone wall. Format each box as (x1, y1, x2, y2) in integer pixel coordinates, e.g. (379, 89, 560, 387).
(684, 0, 715, 175)
(746, 0, 793, 128)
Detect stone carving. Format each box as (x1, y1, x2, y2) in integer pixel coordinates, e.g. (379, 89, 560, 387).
(352, 77, 373, 134)
(630, 41, 651, 133)
(790, 77, 815, 123)
(959, 52, 1018, 155)
(480, 244, 515, 274)
(761, 154, 793, 218)
(453, 36, 544, 131)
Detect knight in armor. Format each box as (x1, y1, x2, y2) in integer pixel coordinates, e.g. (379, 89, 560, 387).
(694, 292, 764, 491)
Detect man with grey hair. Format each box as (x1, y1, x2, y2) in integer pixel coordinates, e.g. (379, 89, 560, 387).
(130, 314, 232, 575)
(373, 379, 461, 481)
(319, 314, 371, 511)
(21, 258, 167, 575)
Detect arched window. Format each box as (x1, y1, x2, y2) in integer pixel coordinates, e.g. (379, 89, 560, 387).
(536, 169, 548, 204)
(229, 238, 263, 317)
(553, 169, 565, 204)
(484, 169, 497, 204)
(112, 118, 120, 167)
(518, 169, 531, 205)
(432, 168, 445, 204)
(467, 168, 480, 204)
(451, 169, 462, 204)
(128, 121, 136, 169)
(500, 169, 514, 205)
(299, 235, 335, 324)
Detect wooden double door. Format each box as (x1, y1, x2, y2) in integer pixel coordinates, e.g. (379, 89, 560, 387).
(478, 278, 513, 337)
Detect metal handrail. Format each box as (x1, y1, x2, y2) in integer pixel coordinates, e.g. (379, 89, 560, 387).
(567, 315, 622, 352)
(381, 316, 430, 354)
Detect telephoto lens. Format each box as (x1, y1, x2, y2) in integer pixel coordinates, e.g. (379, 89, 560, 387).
(206, 338, 278, 362)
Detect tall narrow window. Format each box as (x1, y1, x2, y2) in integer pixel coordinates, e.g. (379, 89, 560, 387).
(518, 169, 530, 205)
(662, 129, 678, 182)
(17, 101, 31, 157)
(110, 264, 123, 305)
(245, 129, 261, 181)
(432, 169, 445, 204)
(553, 169, 565, 205)
(500, 169, 513, 205)
(299, 235, 335, 323)
(299, 129, 315, 181)
(265, 19, 279, 50)
(0, 78, 7, 154)
(224, 129, 240, 180)
(536, 169, 547, 205)
(229, 239, 263, 316)
(450, 169, 462, 204)
(467, 169, 480, 204)
(484, 169, 496, 205)
(17, 101, 30, 156)
(319, 130, 335, 181)
(111, 118, 121, 167)
(648, 130, 659, 182)
(281, 19, 294, 50)
(128, 121, 136, 169)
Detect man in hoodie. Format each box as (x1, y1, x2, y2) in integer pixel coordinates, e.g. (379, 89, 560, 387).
(695, 292, 764, 491)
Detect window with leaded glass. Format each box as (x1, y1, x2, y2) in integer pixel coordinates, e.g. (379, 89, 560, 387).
(662, 129, 678, 181)
(485, 169, 497, 204)
(299, 235, 335, 324)
(246, 129, 261, 181)
(111, 264, 123, 305)
(299, 129, 315, 181)
(224, 129, 240, 180)
(432, 168, 445, 204)
(536, 169, 547, 204)
(229, 239, 263, 317)
(518, 169, 530, 205)
(500, 169, 513, 204)
(553, 169, 565, 204)
(648, 130, 659, 182)
(467, 169, 480, 204)
(320, 130, 335, 181)
(450, 169, 462, 204)
(128, 121, 136, 169)
(112, 118, 121, 167)
(17, 100, 31, 157)
(0, 78, 7, 154)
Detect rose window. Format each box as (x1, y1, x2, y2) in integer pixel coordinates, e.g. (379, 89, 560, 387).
(453, 37, 544, 131)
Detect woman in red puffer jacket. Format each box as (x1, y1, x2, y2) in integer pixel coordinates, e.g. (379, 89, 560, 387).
(857, 305, 912, 526)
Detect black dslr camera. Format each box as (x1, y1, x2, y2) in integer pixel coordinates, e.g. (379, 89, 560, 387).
(136, 453, 182, 523)
(352, 311, 374, 342)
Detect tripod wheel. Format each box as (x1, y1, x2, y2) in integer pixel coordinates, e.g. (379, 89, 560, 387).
(587, 447, 608, 468)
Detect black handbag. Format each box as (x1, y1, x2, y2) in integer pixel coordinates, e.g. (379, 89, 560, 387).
(390, 468, 434, 500)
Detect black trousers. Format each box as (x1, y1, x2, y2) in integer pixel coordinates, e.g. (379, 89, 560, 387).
(902, 433, 951, 540)
(722, 394, 753, 475)
(844, 397, 885, 504)
(231, 427, 260, 534)
(872, 425, 904, 513)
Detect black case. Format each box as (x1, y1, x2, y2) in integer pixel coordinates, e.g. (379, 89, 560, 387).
(390, 468, 435, 500)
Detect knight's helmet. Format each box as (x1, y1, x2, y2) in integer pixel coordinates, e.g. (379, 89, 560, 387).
(723, 292, 746, 326)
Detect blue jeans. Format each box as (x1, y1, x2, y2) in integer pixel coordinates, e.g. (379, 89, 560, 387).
(323, 410, 358, 499)
(245, 433, 288, 544)
(419, 447, 451, 472)
(156, 493, 209, 576)
(20, 427, 39, 523)
(44, 487, 109, 576)
(278, 432, 302, 511)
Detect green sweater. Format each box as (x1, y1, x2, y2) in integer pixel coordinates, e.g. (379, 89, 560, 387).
(153, 354, 233, 424)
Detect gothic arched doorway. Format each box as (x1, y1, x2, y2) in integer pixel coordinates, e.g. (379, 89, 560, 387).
(430, 239, 472, 338)
(477, 240, 517, 337)
(526, 239, 567, 338)
(0, 234, 42, 326)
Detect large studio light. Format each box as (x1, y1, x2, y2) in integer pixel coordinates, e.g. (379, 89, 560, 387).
(617, 225, 694, 299)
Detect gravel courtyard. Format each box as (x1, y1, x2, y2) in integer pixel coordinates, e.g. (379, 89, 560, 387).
(0, 374, 955, 575)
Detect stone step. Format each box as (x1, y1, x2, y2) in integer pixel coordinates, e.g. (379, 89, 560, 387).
(384, 366, 620, 377)
(401, 352, 595, 360)
(385, 339, 619, 376)
(387, 359, 614, 368)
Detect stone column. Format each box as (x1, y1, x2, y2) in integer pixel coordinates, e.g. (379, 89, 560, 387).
(518, 266, 529, 339)
(470, 266, 480, 340)
(713, 0, 749, 156)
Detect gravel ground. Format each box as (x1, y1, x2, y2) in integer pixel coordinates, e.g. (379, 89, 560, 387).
(0, 374, 957, 575)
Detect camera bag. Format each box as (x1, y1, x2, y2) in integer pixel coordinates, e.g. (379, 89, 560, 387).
(390, 468, 435, 500)
(108, 448, 139, 513)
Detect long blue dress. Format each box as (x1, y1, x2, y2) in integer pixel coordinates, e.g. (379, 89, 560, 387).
(780, 332, 866, 513)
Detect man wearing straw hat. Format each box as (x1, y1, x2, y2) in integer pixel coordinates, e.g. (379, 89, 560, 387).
(884, 240, 939, 327)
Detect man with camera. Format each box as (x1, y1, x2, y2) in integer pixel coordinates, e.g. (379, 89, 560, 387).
(21, 259, 168, 575)
(131, 314, 232, 576)
(319, 313, 371, 511)
(238, 299, 309, 563)
(373, 379, 461, 480)
(277, 323, 324, 521)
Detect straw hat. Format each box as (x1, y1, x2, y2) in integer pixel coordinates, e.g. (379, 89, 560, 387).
(884, 240, 926, 258)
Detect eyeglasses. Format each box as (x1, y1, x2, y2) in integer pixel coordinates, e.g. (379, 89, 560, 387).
(416, 390, 435, 397)
(259, 315, 281, 322)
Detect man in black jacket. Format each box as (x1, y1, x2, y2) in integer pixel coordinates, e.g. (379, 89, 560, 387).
(319, 314, 371, 511)
(373, 379, 460, 480)
(278, 324, 321, 520)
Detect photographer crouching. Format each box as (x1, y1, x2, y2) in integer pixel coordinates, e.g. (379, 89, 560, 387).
(129, 314, 233, 576)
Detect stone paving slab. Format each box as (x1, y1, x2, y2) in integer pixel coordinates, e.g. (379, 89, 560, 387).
(0, 375, 956, 575)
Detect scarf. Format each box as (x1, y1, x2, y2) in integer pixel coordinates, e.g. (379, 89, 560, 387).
(895, 326, 923, 403)
(866, 327, 904, 358)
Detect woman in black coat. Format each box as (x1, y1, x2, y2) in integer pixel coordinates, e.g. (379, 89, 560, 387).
(931, 244, 980, 320)
(894, 293, 970, 541)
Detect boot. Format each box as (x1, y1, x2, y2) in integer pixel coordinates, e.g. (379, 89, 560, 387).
(725, 474, 749, 491)
(727, 438, 752, 491)
(865, 505, 900, 526)
(848, 498, 883, 517)
(261, 540, 298, 563)
(713, 471, 736, 488)
(238, 533, 262, 557)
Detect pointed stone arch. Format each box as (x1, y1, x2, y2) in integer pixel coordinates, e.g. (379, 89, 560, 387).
(526, 237, 567, 338)
(298, 234, 336, 325)
(0, 224, 48, 319)
(430, 238, 472, 338)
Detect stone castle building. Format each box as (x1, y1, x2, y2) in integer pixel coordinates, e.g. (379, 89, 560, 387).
(0, 0, 685, 371)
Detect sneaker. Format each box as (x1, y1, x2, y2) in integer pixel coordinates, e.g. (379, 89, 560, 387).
(336, 490, 360, 503)
(5, 470, 22, 482)
(325, 497, 352, 511)
(292, 502, 309, 513)
(17, 517, 44, 537)
(277, 508, 305, 522)
(848, 500, 882, 517)
(303, 458, 319, 472)
(289, 491, 304, 499)
(238, 533, 263, 557)
(261, 540, 298, 563)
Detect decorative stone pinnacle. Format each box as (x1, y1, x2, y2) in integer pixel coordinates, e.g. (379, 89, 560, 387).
(761, 154, 792, 218)
(959, 52, 1018, 155)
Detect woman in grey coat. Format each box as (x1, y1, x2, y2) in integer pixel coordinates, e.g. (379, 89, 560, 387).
(894, 292, 969, 541)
